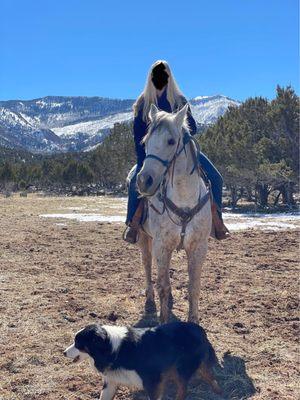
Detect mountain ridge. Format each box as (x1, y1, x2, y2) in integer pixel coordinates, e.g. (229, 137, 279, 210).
(0, 94, 240, 153)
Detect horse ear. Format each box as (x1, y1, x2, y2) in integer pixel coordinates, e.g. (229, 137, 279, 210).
(174, 103, 188, 128)
(149, 103, 159, 122)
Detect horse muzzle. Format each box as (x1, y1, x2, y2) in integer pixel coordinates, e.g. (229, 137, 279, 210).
(137, 171, 158, 196)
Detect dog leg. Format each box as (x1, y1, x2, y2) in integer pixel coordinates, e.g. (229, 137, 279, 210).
(198, 362, 222, 395)
(99, 380, 117, 400)
(144, 378, 164, 400)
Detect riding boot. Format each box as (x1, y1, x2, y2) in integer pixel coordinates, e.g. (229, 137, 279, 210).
(211, 202, 230, 240)
(123, 201, 144, 244)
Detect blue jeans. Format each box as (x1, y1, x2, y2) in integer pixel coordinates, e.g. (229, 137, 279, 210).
(198, 152, 223, 213)
(126, 164, 142, 225)
(126, 153, 223, 224)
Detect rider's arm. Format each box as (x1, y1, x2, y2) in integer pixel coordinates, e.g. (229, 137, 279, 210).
(133, 103, 147, 167)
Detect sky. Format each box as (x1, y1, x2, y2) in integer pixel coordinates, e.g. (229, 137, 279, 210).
(0, 0, 299, 101)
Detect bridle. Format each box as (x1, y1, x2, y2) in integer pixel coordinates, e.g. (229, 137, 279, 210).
(143, 130, 194, 195)
(141, 129, 211, 251)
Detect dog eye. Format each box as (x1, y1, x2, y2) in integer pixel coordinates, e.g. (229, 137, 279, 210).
(168, 138, 175, 145)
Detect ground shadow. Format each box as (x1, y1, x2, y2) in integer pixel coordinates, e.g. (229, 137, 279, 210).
(132, 312, 256, 400)
(186, 351, 256, 400)
(134, 310, 180, 328)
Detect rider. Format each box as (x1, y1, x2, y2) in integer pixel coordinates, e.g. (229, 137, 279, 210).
(124, 60, 229, 244)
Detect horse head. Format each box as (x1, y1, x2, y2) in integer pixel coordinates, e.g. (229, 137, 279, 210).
(137, 103, 189, 196)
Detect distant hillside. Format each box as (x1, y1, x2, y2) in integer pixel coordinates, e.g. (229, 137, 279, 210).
(0, 144, 39, 164)
(0, 95, 240, 153)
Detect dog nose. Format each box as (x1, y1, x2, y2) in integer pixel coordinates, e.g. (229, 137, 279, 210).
(63, 351, 67, 357)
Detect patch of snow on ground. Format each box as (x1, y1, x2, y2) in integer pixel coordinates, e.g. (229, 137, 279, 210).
(40, 205, 300, 231)
(41, 213, 125, 222)
(223, 212, 300, 231)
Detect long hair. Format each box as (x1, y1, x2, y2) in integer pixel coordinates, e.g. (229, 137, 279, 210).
(133, 60, 186, 121)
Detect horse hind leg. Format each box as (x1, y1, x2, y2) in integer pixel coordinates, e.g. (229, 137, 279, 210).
(139, 232, 156, 313)
(186, 243, 208, 323)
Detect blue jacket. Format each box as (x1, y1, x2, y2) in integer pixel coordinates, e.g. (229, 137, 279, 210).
(133, 88, 197, 167)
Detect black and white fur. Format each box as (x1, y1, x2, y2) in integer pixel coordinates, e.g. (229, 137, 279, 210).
(64, 321, 221, 400)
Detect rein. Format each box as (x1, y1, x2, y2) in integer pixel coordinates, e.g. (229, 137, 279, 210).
(146, 131, 210, 251)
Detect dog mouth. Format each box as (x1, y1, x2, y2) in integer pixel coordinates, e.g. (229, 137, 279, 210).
(73, 355, 80, 363)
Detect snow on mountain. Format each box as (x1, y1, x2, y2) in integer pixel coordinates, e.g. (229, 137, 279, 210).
(0, 94, 239, 153)
(190, 95, 240, 125)
(0, 96, 134, 129)
(52, 111, 133, 137)
(0, 107, 63, 152)
(52, 95, 239, 139)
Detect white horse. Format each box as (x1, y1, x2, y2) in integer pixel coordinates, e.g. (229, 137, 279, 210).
(136, 103, 212, 324)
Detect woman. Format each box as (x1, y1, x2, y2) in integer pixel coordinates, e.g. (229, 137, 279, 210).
(124, 60, 229, 243)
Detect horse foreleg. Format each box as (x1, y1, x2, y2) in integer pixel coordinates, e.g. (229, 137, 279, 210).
(186, 243, 208, 323)
(153, 243, 172, 324)
(139, 232, 156, 313)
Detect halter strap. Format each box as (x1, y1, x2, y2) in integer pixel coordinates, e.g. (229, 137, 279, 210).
(144, 130, 193, 171)
(144, 154, 170, 168)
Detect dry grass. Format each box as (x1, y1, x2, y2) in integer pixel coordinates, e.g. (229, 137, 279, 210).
(0, 194, 299, 400)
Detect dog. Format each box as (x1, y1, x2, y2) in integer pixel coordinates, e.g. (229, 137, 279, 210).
(64, 321, 222, 400)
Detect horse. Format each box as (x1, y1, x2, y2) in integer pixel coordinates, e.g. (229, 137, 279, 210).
(135, 103, 212, 324)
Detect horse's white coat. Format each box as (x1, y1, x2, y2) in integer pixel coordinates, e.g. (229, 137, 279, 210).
(136, 105, 212, 323)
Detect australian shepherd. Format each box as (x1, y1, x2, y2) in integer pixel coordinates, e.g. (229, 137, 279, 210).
(64, 321, 221, 399)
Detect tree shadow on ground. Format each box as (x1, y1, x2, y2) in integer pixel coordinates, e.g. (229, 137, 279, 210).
(132, 312, 256, 400)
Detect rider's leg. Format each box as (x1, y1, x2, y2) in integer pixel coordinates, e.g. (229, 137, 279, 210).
(198, 152, 223, 212)
(124, 167, 143, 244)
(198, 152, 229, 240)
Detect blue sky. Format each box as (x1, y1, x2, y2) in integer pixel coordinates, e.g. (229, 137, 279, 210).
(0, 0, 299, 101)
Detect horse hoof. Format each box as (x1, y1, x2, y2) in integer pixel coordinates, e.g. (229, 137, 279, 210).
(145, 299, 157, 314)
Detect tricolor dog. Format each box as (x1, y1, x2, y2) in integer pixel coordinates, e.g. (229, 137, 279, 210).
(64, 321, 221, 400)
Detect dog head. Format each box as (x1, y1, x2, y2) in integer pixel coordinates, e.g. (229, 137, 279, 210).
(64, 324, 109, 366)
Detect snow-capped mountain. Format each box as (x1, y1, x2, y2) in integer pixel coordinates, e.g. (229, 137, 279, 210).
(190, 95, 239, 125)
(0, 107, 63, 152)
(0, 95, 239, 153)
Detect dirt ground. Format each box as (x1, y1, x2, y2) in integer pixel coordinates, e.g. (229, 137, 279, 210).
(0, 195, 299, 400)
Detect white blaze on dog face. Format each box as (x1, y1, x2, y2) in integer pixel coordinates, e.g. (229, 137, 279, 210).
(64, 343, 80, 360)
(64, 329, 89, 362)
(64, 341, 89, 364)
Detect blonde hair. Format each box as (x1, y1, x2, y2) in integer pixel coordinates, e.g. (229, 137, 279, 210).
(133, 60, 186, 121)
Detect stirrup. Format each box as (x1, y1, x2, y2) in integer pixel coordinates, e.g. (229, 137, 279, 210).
(122, 226, 139, 244)
(214, 224, 230, 240)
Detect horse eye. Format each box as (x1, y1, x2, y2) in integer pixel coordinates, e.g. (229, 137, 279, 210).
(168, 138, 175, 145)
